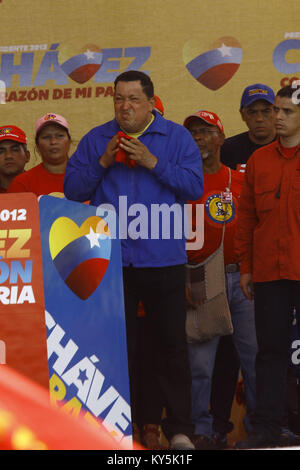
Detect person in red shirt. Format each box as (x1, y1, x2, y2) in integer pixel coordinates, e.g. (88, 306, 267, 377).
(7, 113, 71, 197)
(0, 126, 30, 192)
(214, 86, 276, 443)
(184, 110, 257, 449)
(235, 84, 300, 449)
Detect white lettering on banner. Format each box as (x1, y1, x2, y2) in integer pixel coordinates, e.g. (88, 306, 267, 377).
(102, 395, 131, 443)
(61, 355, 99, 403)
(0, 44, 47, 52)
(46, 314, 78, 375)
(85, 368, 119, 414)
(45, 311, 131, 443)
(0, 285, 35, 304)
(284, 32, 300, 38)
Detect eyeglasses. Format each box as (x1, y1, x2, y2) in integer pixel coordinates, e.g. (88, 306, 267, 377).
(188, 128, 218, 137)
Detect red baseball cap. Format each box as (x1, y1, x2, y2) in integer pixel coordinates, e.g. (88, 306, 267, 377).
(0, 125, 27, 144)
(183, 110, 224, 134)
(154, 95, 164, 115)
(35, 113, 70, 136)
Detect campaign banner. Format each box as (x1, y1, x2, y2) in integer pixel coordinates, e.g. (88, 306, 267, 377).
(0, 193, 49, 389)
(1, 0, 299, 155)
(38, 196, 131, 446)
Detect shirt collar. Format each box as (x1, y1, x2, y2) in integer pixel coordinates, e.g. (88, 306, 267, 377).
(99, 110, 167, 138)
(275, 138, 300, 159)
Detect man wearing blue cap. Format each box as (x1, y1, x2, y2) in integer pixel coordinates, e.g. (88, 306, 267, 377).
(221, 83, 276, 170)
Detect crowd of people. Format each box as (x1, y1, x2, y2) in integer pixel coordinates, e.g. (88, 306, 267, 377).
(1, 70, 300, 451)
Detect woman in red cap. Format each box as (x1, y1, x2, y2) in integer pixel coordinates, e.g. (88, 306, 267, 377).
(7, 113, 71, 197)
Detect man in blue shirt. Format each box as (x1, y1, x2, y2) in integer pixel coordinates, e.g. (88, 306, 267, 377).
(64, 70, 204, 450)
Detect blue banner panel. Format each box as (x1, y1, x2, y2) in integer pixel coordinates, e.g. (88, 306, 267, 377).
(38, 196, 131, 447)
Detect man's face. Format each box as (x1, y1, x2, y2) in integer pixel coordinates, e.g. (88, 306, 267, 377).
(240, 99, 275, 141)
(0, 140, 29, 177)
(273, 95, 300, 138)
(114, 80, 155, 133)
(187, 119, 224, 161)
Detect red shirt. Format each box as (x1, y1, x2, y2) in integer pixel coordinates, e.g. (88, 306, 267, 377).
(7, 163, 65, 197)
(187, 164, 243, 265)
(235, 140, 300, 282)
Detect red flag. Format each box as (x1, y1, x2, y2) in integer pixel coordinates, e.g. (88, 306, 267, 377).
(0, 365, 143, 450)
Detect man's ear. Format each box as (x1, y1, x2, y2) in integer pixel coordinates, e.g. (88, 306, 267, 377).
(240, 108, 246, 123)
(149, 96, 156, 110)
(25, 150, 30, 164)
(219, 133, 225, 146)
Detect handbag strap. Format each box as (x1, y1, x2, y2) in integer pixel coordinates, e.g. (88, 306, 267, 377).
(220, 167, 231, 244)
(187, 167, 232, 269)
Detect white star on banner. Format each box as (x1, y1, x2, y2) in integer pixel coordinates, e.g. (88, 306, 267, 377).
(84, 49, 95, 60)
(217, 43, 232, 57)
(85, 227, 101, 248)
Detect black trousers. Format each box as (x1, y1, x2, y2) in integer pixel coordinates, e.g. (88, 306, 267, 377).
(122, 264, 194, 440)
(211, 335, 240, 435)
(252, 279, 300, 438)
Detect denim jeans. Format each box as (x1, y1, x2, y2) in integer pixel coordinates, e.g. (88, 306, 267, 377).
(188, 270, 257, 437)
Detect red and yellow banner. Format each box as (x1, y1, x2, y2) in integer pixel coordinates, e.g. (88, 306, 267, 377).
(0, 193, 49, 389)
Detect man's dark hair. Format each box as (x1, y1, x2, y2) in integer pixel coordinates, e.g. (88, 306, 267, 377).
(277, 83, 300, 107)
(114, 70, 154, 99)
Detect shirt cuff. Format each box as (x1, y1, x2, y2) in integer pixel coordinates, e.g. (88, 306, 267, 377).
(151, 155, 166, 177)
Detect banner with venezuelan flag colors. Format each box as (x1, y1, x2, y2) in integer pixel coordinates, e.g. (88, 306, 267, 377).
(0, 0, 299, 164)
(38, 196, 131, 447)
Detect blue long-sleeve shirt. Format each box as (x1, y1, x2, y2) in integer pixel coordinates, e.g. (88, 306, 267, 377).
(64, 111, 204, 267)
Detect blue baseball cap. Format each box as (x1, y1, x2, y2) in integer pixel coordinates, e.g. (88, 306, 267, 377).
(240, 83, 275, 109)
